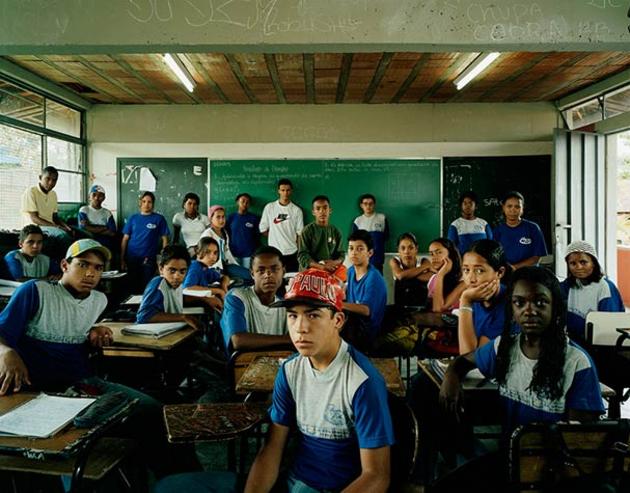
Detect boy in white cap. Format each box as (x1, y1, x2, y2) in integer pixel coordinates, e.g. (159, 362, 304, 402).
(78, 184, 117, 250)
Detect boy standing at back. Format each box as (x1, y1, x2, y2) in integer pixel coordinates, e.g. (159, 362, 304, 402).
(352, 194, 389, 272)
(298, 195, 345, 273)
(447, 191, 492, 255)
(4, 225, 60, 281)
(343, 229, 387, 352)
(78, 184, 117, 251)
(226, 193, 259, 270)
(259, 179, 304, 273)
(245, 268, 394, 492)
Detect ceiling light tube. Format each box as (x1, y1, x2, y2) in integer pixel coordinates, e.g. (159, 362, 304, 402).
(454, 52, 500, 91)
(163, 54, 195, 93)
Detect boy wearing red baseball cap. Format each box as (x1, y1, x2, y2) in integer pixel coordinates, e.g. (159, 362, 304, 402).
(245, 268, 395, 492)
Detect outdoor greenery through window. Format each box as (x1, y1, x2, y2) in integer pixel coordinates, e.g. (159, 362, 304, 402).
(0, 77, 85, 230)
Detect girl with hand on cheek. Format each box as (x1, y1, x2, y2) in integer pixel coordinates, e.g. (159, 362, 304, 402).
(427, 238, 466, 313)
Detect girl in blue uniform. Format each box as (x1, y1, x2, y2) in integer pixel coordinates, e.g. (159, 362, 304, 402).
(559, 240, 624, 343)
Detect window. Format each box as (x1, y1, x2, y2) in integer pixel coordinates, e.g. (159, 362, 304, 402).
(0, 76, 86, 231)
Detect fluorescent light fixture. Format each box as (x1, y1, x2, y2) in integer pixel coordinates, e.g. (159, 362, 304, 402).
(163, 54, 195, 93)
(453, 52, 500, 91)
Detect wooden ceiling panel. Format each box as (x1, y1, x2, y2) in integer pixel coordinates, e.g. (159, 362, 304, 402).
(275, 54, 306, 104)
(3, 51, 629, 106)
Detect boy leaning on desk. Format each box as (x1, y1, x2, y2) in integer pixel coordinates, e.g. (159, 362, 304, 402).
(0, 238, 196, 477)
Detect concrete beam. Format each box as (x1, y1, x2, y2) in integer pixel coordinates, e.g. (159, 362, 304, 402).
(1, 0, 629, 55)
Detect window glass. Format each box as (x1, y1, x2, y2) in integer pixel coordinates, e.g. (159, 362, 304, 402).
(0, 125, 42, 230)
(0, 80, 44, 126)
(54, 171, 82, 202)
(564, 98, 603, 130)
(605, 86, 630, 119)
(46, 100, 81, 138)
(47, 136, 82, 173)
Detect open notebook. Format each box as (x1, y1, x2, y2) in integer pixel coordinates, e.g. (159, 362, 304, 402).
(121, 322, 187, 339)
(0, 394, 95, 438)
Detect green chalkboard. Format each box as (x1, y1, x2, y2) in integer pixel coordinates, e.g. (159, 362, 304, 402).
(210, 159, 441, 252)
(443, 156, 552, 248)
(117, 158, 208, 228)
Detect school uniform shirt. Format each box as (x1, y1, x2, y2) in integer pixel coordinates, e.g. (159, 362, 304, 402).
(476, 335, 605, 431)
(136, 276, 184, 323)
(21, 185, 57, 226)
(200, 228, 237, 268)
(0, 280, 107, 389)
(297, 223, 344, 271)
(182, 260, 222, 288)
(447, 217, 493, 254)
(472, 284, 509, 340)
(122, 212, 169, 260)
(3, 250, 59, 280)
(226, 211, 260, 258)
(352, 213, 389, 267)
(220, 286, 287, 352)
(560, 278, 625, 340)
(259, 200, 304, 255)
(78, 205, 117, 233)
(172, 212, 210, 248)
(270, 340, 395, 491)
(493, 219, 547, 265)
(346, 265, 387, 341)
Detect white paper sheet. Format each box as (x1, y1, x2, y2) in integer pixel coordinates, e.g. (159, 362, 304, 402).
(139, 167, 156, 191)
(0, 394, 96, 438)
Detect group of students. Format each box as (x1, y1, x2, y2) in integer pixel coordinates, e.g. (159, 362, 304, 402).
(3, 170, 627, 492)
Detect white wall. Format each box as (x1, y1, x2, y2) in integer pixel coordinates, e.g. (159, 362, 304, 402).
(88, 102, 556, 216)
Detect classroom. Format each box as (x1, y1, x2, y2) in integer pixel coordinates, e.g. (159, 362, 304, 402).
(0, 1, 630, 492)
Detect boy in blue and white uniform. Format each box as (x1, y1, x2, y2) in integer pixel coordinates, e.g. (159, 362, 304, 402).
(343, 229, 387, 352)
(4, 224, 60, 281)
(136, 244, 202, 329)
(247, 268, 394, 492)
(352, 193, 389, 272)
(226, 193, 260, 270)
(493, 190, 547, 269)
(447, 191, 492, 254)
(220, 246, 289, 354)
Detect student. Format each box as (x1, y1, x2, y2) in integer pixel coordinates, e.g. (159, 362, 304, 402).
(220, 246, 290, 353)
(442, 266, 605, 430)
(183, 237, 229, 302)
(4, 224, 60, 281)
(560, 240, 624, 342)
(246, 268, 394, 492)
(0, 239, 195, 477)
(77, 184, 117, 251)
(342, 229, 387, 352)
(447, 191, 493, 254)
(226, 192, 260, 269)
(120, 191, 170, 293)
(389, 232, 432, 307)
(297, 195, 344, 273)
(20, 165, 73, 257)
(352, 193, 389, 272)
(201, 205, 252, 283)
(259, 178, 304, 273)
(493, 191, 547, 269)
(458, 239, 510, 355)
(409, 267, 605, 490)
(426, 238, 466, 313)
(136, 244, 205, 327)
(172, 192, 210, 258)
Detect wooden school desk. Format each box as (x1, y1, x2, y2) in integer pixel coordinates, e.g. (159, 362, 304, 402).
(99, 322, 198, 389)
(0, 393, 136, 493)
(235, 355, 406, 397)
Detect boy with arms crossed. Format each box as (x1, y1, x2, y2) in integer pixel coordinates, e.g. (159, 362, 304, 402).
(352, 194, 389, 272)
(246, 268, 394, 492)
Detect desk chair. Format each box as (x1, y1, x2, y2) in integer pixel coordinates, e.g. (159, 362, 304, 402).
(388, 393, 419, 491)
(585, 312, 630, 417)
(509, 420, 630, 493)
(227, 348, 295, 393)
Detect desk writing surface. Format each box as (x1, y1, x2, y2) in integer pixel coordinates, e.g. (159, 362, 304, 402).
(0, 393, 90, 457)
(104, 322, 196, 351)
(236, 356, 405, 397)
(163, 402, 268, 443)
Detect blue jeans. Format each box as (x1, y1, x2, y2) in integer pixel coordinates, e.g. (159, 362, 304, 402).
(41, 226, 74, 259)
(153, 471, 237, 493)
(233, 256, 251, 270)
(224, 263, 252, 284)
